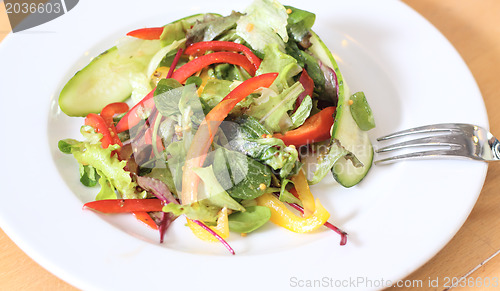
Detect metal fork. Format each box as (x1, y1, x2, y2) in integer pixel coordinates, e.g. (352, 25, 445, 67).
(374, 123, 500, 164)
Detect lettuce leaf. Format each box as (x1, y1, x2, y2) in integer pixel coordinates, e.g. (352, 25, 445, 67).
(290, 95, 312, 129)
(222, 117, 300, 178)
(279, 178, 302, 205)
(247, 81, 304, 133)
(193, 165, 245, 212)
(162, 165, 245, 223)
(59, 127, 139, 199)
(256, 43, 302, 91)
(162, 201, 220, 223)
(235, 0, 289, 54)
(95, 171, 118, 200)
(187, 12, 243, 43)
(200, 79, 254, 113)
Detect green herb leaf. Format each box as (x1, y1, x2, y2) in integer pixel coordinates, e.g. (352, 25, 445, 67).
(290, 95, 312, 129)
(228, 206, 271, 233)
(279, 178, 302, 205)
(79, 164, 99, 187)
(210, 148, 271, 200)
(193, 165, 245, 212)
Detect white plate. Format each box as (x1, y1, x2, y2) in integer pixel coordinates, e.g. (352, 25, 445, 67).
(0, 0, 488, 290)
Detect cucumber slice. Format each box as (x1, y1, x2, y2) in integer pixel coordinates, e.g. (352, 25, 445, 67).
(59, 46, 144, 116)
(308, 31, 373, 187)
(58, 13, 219, 117)
(331, 85, 373, 187)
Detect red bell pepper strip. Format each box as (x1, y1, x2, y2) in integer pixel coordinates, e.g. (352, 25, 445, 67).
(126, 27, 164, 40)
(85, 113, 116, 149)
(171, 52, 257, 84)
(273, 106, 336, 148)
(83, 199, 165, 213)
(115, 48, 184, 133)
(132, 211, 159, 230)
(180, 73, 278, 204)
(100, 102, 129, 147)
(115, 90, 155, 133)
(100, 102, 129, 126)
(295, 69, 314, 111)
(185, 41, 261, 70)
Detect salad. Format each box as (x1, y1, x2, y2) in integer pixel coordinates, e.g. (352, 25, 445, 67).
(57, 0, 375, 254)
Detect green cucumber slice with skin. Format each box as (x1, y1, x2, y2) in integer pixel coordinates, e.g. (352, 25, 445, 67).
(331, 85, 374, 187)
(308, 31, 374, 188)
(59, 46, 147, 117)
(58, 13, 218, 117)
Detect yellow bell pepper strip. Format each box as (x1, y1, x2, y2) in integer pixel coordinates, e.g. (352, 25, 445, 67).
(186, 208, 235, 255)
(186, 207, 229, 242)
(171, 52, 257, 84)
(290, 169, 315, 217)
(184, 41, 262, 70)
(180, 73, 278, 205)
(284, 199, 347, 245)
(256, 193, 330, 233)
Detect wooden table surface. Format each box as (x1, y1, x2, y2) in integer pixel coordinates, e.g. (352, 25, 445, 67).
(1, 0, 500, 290)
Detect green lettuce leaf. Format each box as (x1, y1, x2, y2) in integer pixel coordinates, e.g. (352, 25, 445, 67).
(162, 201, 220, 223)
(256, 43, 302, 91)
(222, 117, 300, 178)
(187, 12, 242, 43)
(160, 20, 191, 46)
(247, 81, 304, 133)
(235, 0, 289, 54)
(200, 79, 254, 113)
(193, 165, 245, 212)
(59, 128, 139, 199)
(95, 170, 118, 200)
(290, 95, 312, 129)
(279, 178, 302, 205)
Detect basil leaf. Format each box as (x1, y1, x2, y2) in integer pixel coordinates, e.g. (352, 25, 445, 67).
(228, 206, 271, 233)
(211, 148, 271, 200)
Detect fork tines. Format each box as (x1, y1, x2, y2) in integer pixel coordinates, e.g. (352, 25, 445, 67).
(374, 123, 472, 164)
